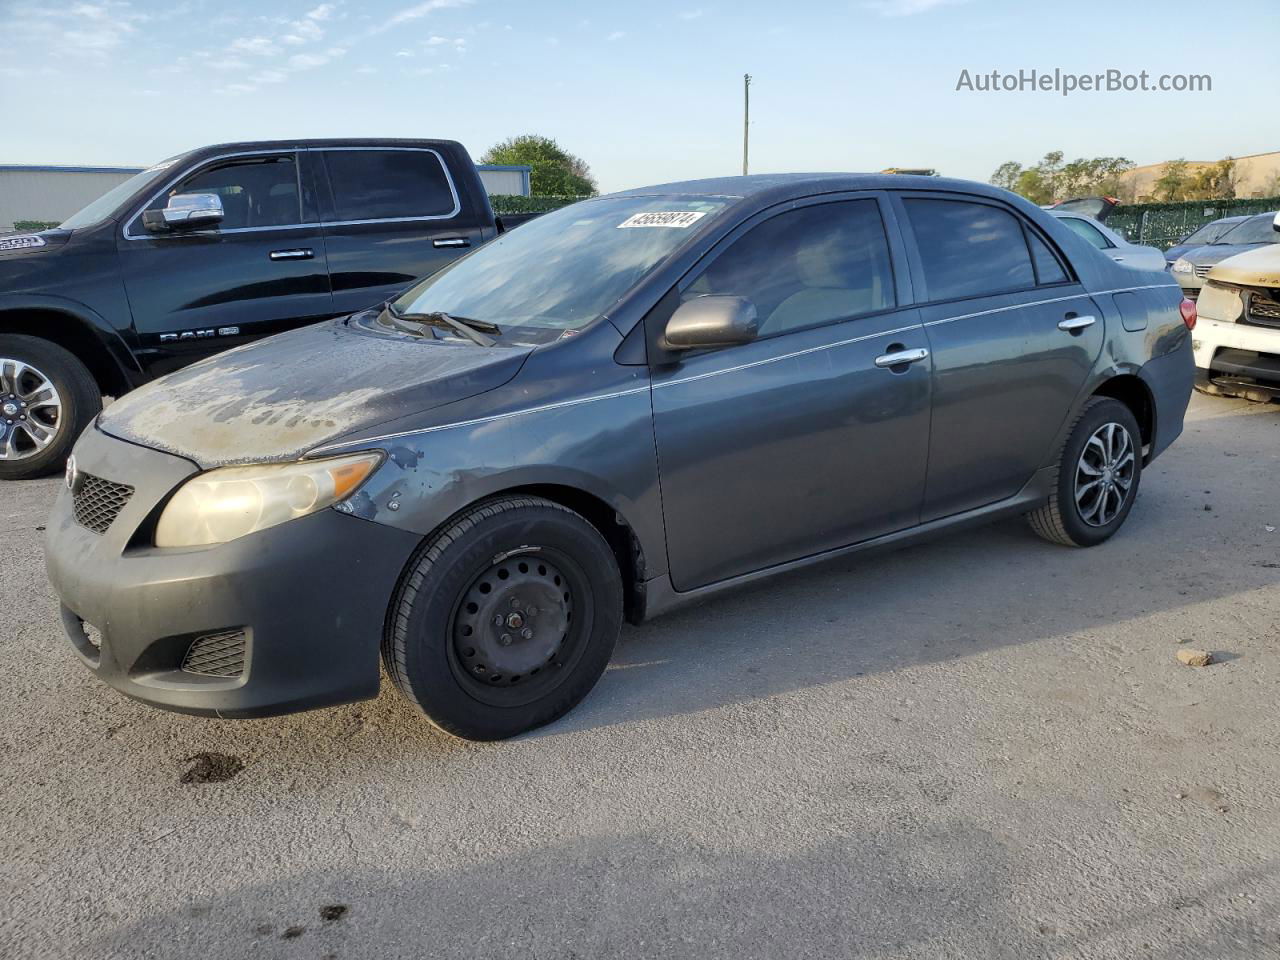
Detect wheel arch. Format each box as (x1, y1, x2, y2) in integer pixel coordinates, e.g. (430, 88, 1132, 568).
(0, 299, 141, 397)
(1091, 373, 1155, 454)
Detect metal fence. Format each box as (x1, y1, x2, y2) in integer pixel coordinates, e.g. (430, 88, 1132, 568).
(1108, 196, 1280, 250)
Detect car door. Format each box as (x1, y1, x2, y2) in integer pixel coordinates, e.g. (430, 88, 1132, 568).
(892, 193, 1105, 521)
(117, 150, 333, 375)
(649, 194, 932, 592)
(315, 147, 489, 314)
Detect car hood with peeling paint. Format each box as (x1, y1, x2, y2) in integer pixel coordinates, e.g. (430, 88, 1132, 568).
(97, 317, 532, 467)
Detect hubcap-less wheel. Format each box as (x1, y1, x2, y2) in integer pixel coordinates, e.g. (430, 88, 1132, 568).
(1074, 421, 1135, 527)
(451, 553, 577, 702)
(0, 357, 62, 461)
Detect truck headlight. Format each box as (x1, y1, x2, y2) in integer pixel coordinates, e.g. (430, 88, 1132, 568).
(1172, 258, 1194, 275)
(155, 452, 383, 547)
(1195, 283, 1244, 323)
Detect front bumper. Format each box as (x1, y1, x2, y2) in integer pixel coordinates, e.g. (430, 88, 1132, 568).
(1192, 316, 1280, 398)
(45, 425, 422, 718)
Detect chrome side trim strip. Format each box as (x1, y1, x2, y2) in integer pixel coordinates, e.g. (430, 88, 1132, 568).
(921, 283, 1173, 329)
(310, 385, 651, 454)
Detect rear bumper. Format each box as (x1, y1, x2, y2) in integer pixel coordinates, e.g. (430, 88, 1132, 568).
(1139, 333, 1194, 462)
(45, 426, 422, 718)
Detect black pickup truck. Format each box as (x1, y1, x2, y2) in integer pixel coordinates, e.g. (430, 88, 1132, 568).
(0, 138, 509, 480)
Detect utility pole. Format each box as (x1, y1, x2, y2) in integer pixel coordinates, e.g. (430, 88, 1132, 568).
(742, 73, 752, 176)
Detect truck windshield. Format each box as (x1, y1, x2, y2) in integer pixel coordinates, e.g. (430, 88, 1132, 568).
(391, 196, 731, 332)
(1215, 214, 1279, 246)
(57, 156, 185, 231)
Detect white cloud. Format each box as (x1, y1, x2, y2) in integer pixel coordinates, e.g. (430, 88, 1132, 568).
(288, 46, 345, 69)
(2, 0, 149, 55)
(355, 65, 377, 74)
(395, 49, 414, 57)
(249, 69, 287, 84)
(208, 56, 248, 70)
(371, 0, 471, 35)
(230, 35, 279, 56)
(607, 30, 625, 41)
(305, 3, 337, 20)
(864, 0, 969, 15)
(677, 8, 705, 19)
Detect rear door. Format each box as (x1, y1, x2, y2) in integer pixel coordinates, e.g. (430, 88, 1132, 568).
(650, 194, 932, 591)
(315, 147, 488, 314)
(893, 193, 1104, 521)
(118, 150, 332, 375)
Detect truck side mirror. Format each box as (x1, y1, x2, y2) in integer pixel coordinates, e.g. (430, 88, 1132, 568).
(661, 296, 758, 351)
(142, 193, 225, 233)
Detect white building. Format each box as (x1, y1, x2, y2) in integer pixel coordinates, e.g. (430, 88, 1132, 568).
(0, 162, 533, 231)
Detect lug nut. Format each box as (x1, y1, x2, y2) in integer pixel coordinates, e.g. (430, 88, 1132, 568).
(500, 634, 512, 646)
(521, 628, 534, 640)
(493, 614, 504, 626)
(526, 606, 536, 617)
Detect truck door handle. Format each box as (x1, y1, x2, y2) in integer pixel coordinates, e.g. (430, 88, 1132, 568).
(269, 248, 313, 261)
(874, 346, 929, 370)
(1058, 314, 1097, 333)
(433, 237, 470, 249)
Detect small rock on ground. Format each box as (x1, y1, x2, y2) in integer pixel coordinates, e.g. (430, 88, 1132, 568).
(1176, 649, 1214, 667)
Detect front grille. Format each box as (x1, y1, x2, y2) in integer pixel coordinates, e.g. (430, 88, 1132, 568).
(1193, 264, 1213, 279)
(1245, 291, 1280, 329)
(181, 630, 247, 678)
(72, 474, 134, 534)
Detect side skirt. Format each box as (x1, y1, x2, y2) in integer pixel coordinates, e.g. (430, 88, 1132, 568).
(637, 466, 1056, 622)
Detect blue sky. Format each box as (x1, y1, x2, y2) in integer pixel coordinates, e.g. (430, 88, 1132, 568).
(2, 0, 1277, 192)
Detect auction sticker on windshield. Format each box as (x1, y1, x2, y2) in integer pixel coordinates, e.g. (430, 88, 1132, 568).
(617, 211, 708, 229)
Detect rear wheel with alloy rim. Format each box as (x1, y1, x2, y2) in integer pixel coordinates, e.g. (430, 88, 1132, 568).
(1027, 396, 1143, 547)
(0, 335, 100, 481)
(383, 496, 623, 740)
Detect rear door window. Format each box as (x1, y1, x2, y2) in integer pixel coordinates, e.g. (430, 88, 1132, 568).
(902, 198, 1035, 301)
(683, 198, 896, 337)
(1026, 230, 1069, 285)
(322, 149, 457, 222)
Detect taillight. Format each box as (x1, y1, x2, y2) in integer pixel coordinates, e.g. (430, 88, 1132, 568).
(1179, 297, 1197, 330)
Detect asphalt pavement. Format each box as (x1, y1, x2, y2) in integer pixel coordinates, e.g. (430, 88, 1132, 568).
(2, 392, 1278, 959)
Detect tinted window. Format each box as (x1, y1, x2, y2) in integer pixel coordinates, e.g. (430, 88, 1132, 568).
(151, 156, 299, 231)
(325, 150, 455, 221)
(1216, 214, 1279, 245)
(683, 199, 895, 337)
(903, 198, 1034, 301)
(1182, 219, 1235, 245)
(1027, 230, 1069, 284)
(1059, 216, 1112, 250)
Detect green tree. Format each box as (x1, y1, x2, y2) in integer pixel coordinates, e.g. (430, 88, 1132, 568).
(989, 161, 1022, 192)
(1153, 159, 1191, 201)
(1186, 158, 1237, 200)
(480, 135, 598, 196)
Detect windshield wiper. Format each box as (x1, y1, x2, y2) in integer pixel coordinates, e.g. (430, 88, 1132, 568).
(384, 302, 498, 347)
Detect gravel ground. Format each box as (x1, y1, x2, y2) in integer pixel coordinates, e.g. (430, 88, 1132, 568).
(2, 392, 1278, 960)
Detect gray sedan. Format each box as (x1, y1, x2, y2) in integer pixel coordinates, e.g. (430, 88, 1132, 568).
(45, 173, 1194, 740)
(1049, 210, 1168, 273)
(1170, 212, 1280, 297)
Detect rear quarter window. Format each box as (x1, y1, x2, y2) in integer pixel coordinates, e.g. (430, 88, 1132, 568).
(323, 149, 457, 221)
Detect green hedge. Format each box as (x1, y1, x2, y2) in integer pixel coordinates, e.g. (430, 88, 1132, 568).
(488, 194, 589, 215)
(1108, 197, 1280, 250)
(13, 220, 60, 232)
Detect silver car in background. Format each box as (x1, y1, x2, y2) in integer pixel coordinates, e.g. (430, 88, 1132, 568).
(1170, 212, 1280, 299)
(1049, 210, 1168, 273)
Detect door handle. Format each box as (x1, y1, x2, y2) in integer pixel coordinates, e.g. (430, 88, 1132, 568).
(1058, 314, 1097, 332)
(433, 237, 470, 249)
(269, 248, 313, 261)
(874, 347, 929, 369)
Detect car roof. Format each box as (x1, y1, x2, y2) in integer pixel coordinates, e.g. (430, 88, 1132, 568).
(184, 138, 466, 156)
(606, 173, 1013, 205)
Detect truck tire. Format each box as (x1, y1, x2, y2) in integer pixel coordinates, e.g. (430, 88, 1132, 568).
(0, 335, 101, 481)
(383, 496, 624, 741)
(1027, 396, 1143, 547)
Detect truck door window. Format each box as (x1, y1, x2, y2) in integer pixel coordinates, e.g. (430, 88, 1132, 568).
(323, 149, 456, 221)
(149, 155, 300, 231)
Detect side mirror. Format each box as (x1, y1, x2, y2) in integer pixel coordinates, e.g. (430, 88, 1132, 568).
(661, 295, 758, 351)
(142, 192, 224, 233)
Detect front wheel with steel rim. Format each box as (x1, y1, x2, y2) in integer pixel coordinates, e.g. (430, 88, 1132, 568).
(1027, 396, 1143, 547)
(383, 496, 623, 741)
(0, 334, 100, 481)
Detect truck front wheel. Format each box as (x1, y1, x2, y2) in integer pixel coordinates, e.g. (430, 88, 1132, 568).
(0, 335, 101, 481)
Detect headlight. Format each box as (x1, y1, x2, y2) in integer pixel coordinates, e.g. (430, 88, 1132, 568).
(1195, 283, 1244, 323)
(1172, 258, 1194, 275)
(155, 452, 382, 547)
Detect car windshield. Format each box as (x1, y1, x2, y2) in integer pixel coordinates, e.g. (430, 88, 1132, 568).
(1214, 214, 1279, 246)
(391, 196, 731, 332)
(1182, 220, 1236, 245)
(57, 156, 185, 230)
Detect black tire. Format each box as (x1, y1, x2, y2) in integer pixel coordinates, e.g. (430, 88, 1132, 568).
(383, 496, 623, 741)
(1027, 397, 1143, 547)
(0, 334, 100, 481)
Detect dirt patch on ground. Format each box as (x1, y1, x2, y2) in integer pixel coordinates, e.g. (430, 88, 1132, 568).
(179, 753, 245, 785)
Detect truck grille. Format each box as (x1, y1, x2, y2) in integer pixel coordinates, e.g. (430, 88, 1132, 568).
(1193, 264, 1213, 279)
(72, 474, 135, 534)
(1246, 292, 1280, 329)
(181, 630, 247, 678)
